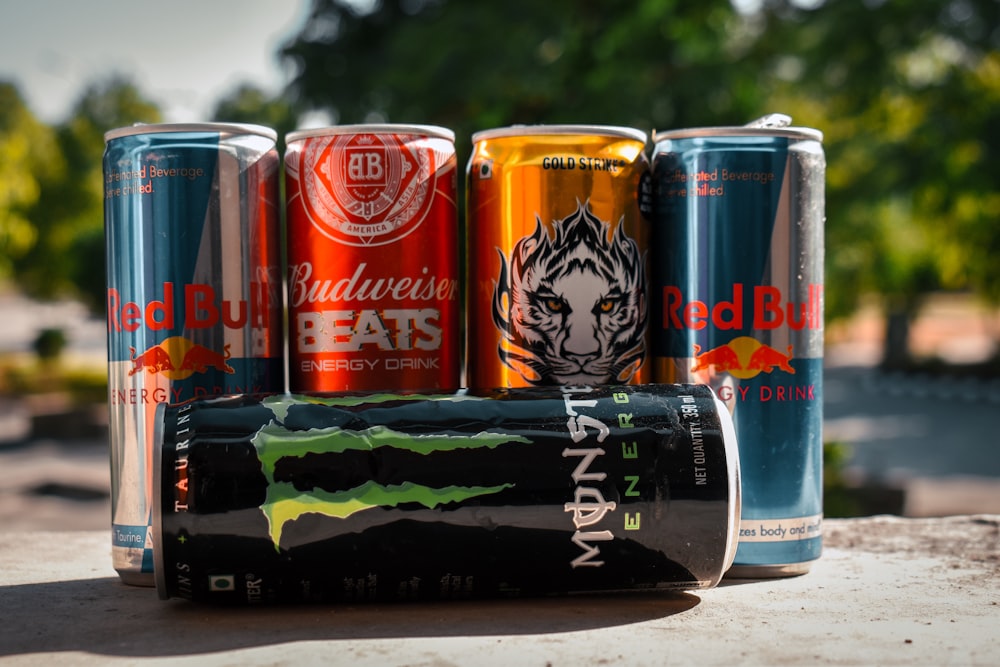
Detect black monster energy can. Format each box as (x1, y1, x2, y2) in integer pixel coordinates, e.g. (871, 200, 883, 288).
(153, 384, 740, 603)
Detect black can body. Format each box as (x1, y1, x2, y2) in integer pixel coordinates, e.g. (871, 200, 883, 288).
(154, 385, 739, 604)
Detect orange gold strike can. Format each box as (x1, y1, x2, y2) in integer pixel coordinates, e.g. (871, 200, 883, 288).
(466, 125, 653, 389)
(285, 125, 460, 392)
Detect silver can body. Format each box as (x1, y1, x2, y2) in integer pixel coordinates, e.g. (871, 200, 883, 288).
(651, 124, 826, 576)
(103, 123, 284, 585)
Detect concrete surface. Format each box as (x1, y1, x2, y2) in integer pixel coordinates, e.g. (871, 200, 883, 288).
(0, 516, 998, 666)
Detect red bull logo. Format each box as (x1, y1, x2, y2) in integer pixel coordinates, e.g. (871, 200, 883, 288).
(661, 282, 819, 386)
(692, 336, 794, 380)
(128, 337, 234, 380)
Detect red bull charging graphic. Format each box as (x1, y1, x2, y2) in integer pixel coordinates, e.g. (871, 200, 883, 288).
(651, 117, 826, 577)
(103, 123, 284, 585)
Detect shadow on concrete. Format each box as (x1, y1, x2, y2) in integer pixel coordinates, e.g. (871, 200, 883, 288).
(0, 577, 699, 658)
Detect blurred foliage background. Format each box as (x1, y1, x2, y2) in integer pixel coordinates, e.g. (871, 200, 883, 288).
(1, 0, 998, 372)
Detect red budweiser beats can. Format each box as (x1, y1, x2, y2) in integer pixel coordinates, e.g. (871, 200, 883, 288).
(285, 125, 460, 392)
(103, 122, 284, 585)
(466, 125, 653, 389)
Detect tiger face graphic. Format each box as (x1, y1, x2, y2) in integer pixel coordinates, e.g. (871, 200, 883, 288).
(492, 202, 647, 385)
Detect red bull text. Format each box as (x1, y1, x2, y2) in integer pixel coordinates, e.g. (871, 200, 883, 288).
(103, 123, 284, 585)
(651, 117, 826, 577)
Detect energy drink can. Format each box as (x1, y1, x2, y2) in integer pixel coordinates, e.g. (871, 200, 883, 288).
(103, 122, 284, 585)
(466, 125, 653, 389)
(284, 125, 460, 393)
(650, 116, 825, 577)
(153, 384, 740, 603)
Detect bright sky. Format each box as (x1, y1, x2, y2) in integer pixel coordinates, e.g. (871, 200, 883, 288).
(0, 0, 311, 124)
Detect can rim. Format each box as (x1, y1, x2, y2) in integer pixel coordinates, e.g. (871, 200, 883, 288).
(652, 126, 823, 142)
(151, 401, 168, 600)
(471, 124, 648, 144)
(286, 124, 456, 143)
(104, 122, 278, 143)
(714, 392, 743, 578)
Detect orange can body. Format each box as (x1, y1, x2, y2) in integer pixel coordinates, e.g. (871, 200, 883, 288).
(466, 125, 652, 389)
(285, 125, 460, 392)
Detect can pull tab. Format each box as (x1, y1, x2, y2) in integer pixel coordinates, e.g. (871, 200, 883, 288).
(744, 113, 792, 129)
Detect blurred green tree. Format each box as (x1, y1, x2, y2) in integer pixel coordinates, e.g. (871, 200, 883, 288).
(748, 0, 1000, 366)
(0, 83, 63, 280)
(281, 0, 769, 166)
(281, 0, 1000, 365)
(15, 76, 160, 312)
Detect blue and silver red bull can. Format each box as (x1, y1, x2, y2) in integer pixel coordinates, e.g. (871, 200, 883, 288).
(103, 123, 284, 585)
(651, 115, 825, 577)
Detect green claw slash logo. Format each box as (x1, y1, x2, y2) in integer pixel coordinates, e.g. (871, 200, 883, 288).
(252, 397, 524, 551)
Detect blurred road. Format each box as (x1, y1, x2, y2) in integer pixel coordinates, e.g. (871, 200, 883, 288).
(824, 339, 1000, 516)
(0, 290, 106, 363)
(826, 364, 1000, 479)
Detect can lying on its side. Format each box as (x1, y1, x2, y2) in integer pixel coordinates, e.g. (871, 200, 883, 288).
(650, 117, 825, 577)
(466, 125, 653, 390)
(153, 384, 740, 604)
(103, 122, 284, 586)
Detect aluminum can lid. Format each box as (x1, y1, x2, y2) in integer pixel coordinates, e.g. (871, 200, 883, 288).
(286, 124, 455, 144)
(472, 124, 647, 145)
(104, 122, 277, 143)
